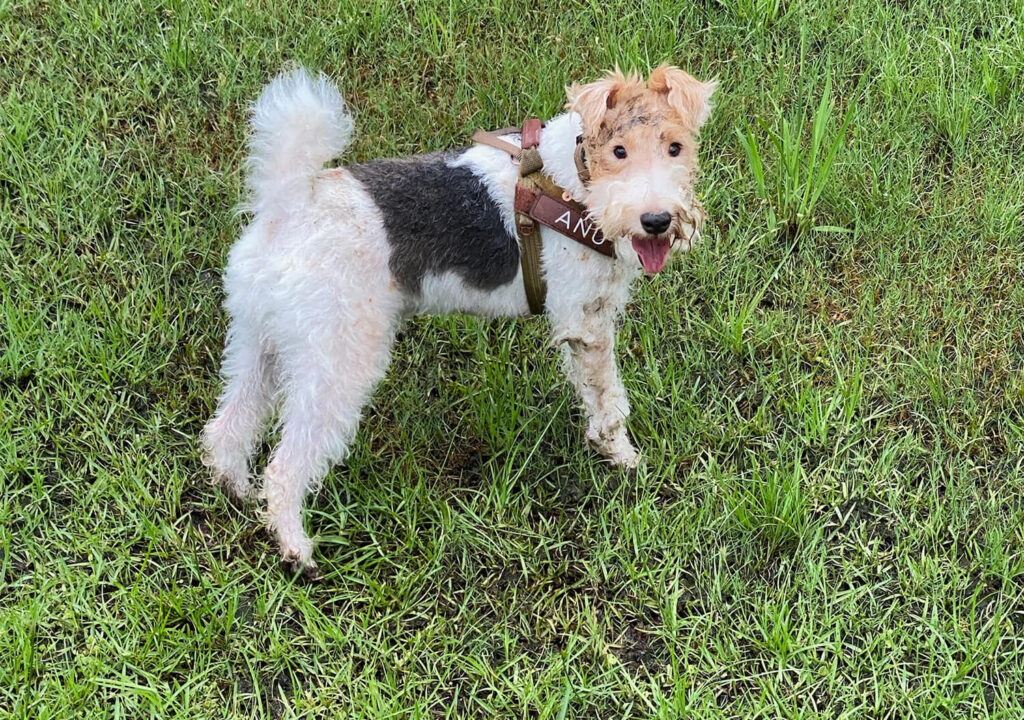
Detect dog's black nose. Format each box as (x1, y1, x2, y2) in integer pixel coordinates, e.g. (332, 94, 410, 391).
(640, 211, 672, 235)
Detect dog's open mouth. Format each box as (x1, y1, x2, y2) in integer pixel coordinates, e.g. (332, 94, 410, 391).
(631, 235, 672, 273)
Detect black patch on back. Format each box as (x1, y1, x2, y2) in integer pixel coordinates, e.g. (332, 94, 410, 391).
(348, 151, 520, 293)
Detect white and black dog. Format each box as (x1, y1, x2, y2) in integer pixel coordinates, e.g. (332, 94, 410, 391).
(202, 65, 716, 575)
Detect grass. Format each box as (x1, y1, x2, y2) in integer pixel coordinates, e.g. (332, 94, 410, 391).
(2, 0, 1024, 716)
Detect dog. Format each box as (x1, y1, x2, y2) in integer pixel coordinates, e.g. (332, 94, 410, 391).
(202, 64, 716, 576)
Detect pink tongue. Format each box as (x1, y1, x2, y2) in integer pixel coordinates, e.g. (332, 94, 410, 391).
(631, 235, 671, 273)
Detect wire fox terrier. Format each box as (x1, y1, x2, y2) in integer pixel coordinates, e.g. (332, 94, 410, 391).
(202, 64, 716, 575)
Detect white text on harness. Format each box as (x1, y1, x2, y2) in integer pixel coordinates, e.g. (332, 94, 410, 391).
(555, 210, 602, 244)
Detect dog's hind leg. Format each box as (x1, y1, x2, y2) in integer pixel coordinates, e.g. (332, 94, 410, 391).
(202, 323, 277, 500)
(261, 310, 396, 576)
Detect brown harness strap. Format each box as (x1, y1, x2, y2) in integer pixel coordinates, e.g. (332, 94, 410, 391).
(470, 127, 523, 160)
(473, 119, 607, 314)
(518, 118, 545, 176)
(514, 183, 612, 257)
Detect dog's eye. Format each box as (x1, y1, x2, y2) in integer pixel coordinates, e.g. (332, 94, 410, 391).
(668, 142, 681, 157)
(613, 145, 627, 159)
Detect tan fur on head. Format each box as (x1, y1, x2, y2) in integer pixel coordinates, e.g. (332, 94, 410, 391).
(647, 64, 718, 131)
(566, 67, 646, 135)
(566, 64, 716, 137)
(565, 64, 717, 273)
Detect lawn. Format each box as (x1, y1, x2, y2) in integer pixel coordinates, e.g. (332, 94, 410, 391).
(3, 0, 1024, 716)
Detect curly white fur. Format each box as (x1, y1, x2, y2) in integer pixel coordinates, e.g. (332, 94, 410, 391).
(244, 67, 353, 217)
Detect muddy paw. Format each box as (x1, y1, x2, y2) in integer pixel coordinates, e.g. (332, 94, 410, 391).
(281, 556, 322, 582)
(217, 474, 254, 504)
(586, 426, 641, 471)
(201, 452, 253, 502)
(609, 446, 641, 471)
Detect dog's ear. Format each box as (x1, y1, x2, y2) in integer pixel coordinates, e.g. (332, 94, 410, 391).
(566, 68, 638, 134)
(648, 64, 717, 131)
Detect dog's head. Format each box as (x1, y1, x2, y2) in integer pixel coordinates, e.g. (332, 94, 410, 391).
(568, 64, 716, 273)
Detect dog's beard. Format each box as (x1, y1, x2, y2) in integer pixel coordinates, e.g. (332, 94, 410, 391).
(587, 177, 698, 273)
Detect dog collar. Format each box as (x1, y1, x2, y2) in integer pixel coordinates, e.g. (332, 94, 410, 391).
(574, 134, 590, 184)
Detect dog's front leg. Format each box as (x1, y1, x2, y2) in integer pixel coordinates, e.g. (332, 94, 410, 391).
(558, 324, 640, 469)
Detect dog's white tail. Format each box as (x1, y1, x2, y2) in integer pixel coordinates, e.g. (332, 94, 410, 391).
(245, 68, 353, 217)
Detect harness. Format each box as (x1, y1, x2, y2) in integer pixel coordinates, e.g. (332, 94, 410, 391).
(471, 119, 613, 314)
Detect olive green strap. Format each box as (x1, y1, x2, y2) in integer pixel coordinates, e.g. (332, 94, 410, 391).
(517, 216, 547, 315)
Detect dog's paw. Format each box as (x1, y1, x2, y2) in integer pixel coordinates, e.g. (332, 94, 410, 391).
(281, 555, 322, 583)
(609, 445, 641, 471)
(210, 468, 255, 504)
(587, 425, 642, 470)
(201, 448, 254, 503)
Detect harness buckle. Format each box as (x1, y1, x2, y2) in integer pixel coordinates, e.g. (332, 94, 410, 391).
(516, 213, 536, 236)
